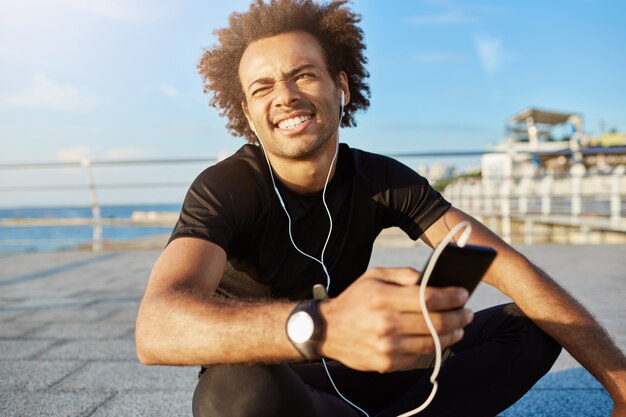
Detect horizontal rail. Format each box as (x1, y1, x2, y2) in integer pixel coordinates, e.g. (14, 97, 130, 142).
(0, 182, 192, 192)
(1, 152, 624, 250)
(0, 158, 217, 170)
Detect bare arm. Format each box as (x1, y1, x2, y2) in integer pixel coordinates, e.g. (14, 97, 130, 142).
(135, 237, 472, 371)
(135, 237, 299, 365)
(422, 207, 626, 409)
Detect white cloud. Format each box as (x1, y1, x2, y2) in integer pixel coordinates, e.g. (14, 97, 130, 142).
(104, 147, 156, 160)
(406, 4, 503, 26)
(474, 35, 504, 73)
(4, 0, 173, 24)
(0, 74, 98, 111)
(55, 146, 96, 162)
(414, 53, 465, 64)
(160, 84, 179, 98)
(55, 145, 156, 162)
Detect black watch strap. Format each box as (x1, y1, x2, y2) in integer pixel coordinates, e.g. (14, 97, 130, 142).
(286, 299, 326, 361)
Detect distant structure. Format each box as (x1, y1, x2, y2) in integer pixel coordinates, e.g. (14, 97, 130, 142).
(444, 107, 626, 244)
(417, 162, 456, 183)
(482, 108, 626, 183)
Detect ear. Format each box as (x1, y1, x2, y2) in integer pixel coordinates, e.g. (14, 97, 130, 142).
(337, 71, 350, 106)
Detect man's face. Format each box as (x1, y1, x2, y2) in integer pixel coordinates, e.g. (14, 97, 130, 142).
(238, 31, 348, 161)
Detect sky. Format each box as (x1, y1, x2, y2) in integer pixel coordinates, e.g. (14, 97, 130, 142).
(0, 0, 625, 207)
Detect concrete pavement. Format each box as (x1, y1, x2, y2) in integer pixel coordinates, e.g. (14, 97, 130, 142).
(1, 244, 624, 416)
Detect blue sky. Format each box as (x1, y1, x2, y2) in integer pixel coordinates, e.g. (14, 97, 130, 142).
(0, 0, 625, 206)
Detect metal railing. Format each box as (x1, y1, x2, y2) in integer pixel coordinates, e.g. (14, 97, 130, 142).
(1, 150, 625, 249)
(0, 157, 216, 251)
(443, 166, 626, 244)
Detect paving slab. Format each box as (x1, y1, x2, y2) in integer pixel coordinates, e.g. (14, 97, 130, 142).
(55, 361, 198, 392)
(98, 305, 140, 323)
(0, 339, 58, 359)
(500, 388, 612, 417)
(12, 306, 119, 323)
(39, 340, 137, 361)
(29, 322, 134, 340)
(0, 252, 96, 280)
(0, 391, 112, 417)
(0, 321, 46, 338)
(0, 245, 623, 416)
(0, 360, 86, 391)
(89, 391, 192, 417)
(534, 368, 603, 389)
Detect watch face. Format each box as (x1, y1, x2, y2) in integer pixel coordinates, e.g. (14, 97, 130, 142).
(287, 311, 314, 343)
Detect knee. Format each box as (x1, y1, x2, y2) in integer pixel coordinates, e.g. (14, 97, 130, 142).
(503, 303, 562, 370)
(192, 364, 283, 417)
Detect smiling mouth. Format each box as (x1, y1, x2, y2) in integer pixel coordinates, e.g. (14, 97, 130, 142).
(275, 114, 314, 130)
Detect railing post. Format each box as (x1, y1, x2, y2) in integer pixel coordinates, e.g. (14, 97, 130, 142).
(518, 175, 529, 215)
(471, 182, 481, 213)
(483, 181, 494, 215)
(460, 179, 471, 211)
(541, 173, 553, 218)
(81, 159, 103, 252)
(611, 166, 625, 227)
(570, 164, 585, 221)
(500, 176, 512, 243)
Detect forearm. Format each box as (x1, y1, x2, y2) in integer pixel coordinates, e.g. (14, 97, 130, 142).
(136, 292, 300, 366)
(425, 208, 626, 401)
(497, 252, 626, 402)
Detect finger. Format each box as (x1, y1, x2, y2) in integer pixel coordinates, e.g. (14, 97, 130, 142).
(397, 328, 464, 355)
(381, 285, 469, 313)
(365, 282, 469, 314)
(391, 309, 474, 335)
(364, 267, 420, 287)
(373, 330, 465, 372)
(423, 286, 469, 311)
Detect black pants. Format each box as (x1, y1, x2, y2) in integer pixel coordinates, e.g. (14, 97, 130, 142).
(192, 304, 562, 417)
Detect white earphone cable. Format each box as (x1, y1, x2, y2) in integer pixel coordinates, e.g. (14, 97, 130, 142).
(253, 95, 473, 416)
(395, 220, 472, 417)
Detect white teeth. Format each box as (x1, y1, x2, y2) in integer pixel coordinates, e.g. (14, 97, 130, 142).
(277, 114, 312, 129)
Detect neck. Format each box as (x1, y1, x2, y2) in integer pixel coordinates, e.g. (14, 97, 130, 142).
(265, 138, 339, 195)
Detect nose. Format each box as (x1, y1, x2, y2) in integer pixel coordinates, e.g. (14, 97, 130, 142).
(273, 80, 301, 108)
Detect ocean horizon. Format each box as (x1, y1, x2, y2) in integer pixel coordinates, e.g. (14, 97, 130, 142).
(0, 203, 182, 252)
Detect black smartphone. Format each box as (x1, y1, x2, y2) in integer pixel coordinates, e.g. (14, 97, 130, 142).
(417, 244, 497, 296)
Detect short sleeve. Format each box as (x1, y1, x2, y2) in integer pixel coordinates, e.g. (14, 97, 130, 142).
(168, 147, 265, 253)
(356, 151, 451, 240)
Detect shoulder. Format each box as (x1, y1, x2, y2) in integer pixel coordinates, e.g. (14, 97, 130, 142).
(183, 144, 273, 224)
(174, 144, 271, 245)
(195, 144, 265, 182)
(341, 144, 427, 189)
(191, 144, 268, 196)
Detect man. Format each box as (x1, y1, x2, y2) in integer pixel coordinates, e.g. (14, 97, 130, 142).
(136, 1, 626, 416)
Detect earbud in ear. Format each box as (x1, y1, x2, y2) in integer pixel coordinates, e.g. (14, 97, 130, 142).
(340, 91, 345, 107)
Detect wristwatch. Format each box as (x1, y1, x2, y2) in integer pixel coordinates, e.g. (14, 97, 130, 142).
(286, 299, 326, 361)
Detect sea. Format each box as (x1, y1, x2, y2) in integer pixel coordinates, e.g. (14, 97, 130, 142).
(0, 204, 181, 252)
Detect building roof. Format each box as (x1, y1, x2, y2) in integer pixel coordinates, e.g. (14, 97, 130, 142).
(509, 108, 579, 126)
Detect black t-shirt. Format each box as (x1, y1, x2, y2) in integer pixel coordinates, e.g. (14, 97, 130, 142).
(169, 143, 451, 300)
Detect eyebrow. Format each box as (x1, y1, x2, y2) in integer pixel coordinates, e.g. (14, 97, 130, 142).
(247, 64, 320, 92)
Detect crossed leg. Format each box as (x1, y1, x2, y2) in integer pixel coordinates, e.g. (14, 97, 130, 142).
(192, 304, 562, 417)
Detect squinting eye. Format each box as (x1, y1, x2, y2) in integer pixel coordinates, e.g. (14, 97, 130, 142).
(252, 87, 270, 97)
(296, 73, 315, 81)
